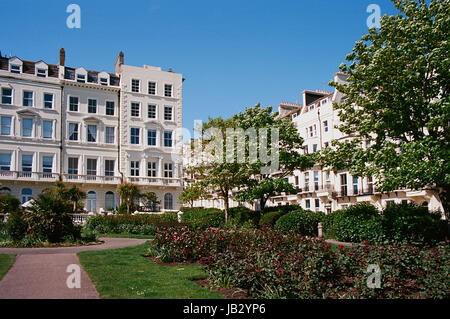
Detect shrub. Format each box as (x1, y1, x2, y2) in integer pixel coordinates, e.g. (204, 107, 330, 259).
(381, 203, 447, 245)
(149, 227, 450, 299)
(259, 211, 288, 228)
(263, 204, 302, 214)
(24, 191, 80, 243)
(180, 208, 225, 230)
(229, 206, 259, 225)
(323, 203, 383, 243)
(0, 194, 21, 215)
(275, 209, 325, 236)
(5, 211, 27, 242)
(84, 213, 179, 235)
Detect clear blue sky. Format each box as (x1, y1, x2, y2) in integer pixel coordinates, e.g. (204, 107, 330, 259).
(1, 0, 398, 135)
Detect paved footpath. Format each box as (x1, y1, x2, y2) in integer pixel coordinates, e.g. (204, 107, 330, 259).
(0, 237, 148, 299)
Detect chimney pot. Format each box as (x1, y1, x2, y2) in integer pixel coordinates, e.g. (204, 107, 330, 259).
(59, 48, 65, 66)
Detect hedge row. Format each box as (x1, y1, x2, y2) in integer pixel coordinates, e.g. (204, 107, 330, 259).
(84, 213, 179, 235)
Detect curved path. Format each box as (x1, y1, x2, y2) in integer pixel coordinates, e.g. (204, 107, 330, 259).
(0, 237, 149, 299)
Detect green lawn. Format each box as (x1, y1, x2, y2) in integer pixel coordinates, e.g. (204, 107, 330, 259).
(99, 233, 154, 239)
(0, 254, 16, 280)
(78, 242, 223, 299)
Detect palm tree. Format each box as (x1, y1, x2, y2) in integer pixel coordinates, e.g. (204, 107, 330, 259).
(66, 185, 86, 214)
(117, 182, 140, 214)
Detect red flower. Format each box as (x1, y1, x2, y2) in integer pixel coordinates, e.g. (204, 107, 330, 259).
(275, 260, 279, 265)
(304, 275, 308, 279)
(339, 244, 344, 249)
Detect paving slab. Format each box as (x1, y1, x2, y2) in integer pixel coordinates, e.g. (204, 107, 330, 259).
(0, 237, 149, 299)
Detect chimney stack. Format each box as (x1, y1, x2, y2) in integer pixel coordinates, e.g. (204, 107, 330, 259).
(59, 48, 65, 66)
(115, 51, 124, 73)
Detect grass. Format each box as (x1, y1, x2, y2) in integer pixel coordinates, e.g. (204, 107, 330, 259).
(98, 233, 154, 239)
(0, 254, 16, 280)
(97, 233, 153, 239)
(78, 242, 223, 299)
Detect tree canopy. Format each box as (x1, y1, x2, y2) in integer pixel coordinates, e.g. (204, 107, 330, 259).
(323, 0, 450, 216)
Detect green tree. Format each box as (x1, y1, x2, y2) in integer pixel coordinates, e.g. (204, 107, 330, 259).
(194, 116, 250, 222)
(140, 192, 160, 212)
(324, 0, 450, 217)
(233, 104, 315, 211)
(179, 184, 204, 208)
(117, 182, 140, 215)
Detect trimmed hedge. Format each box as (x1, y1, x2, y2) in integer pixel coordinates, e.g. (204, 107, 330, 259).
(180, 208, 225, 230)
(84, 213, 179, 235)
(323, 203, 382, 243)
(381, 202, 447, 244)
(229, 206, 259, 226)
(323, 203, 447, 245)
(275, 209, 325, 236)
(259, 211, 287, 227)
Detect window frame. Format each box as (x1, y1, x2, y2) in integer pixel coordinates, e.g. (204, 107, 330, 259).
(88, 98, 97, 114)
(42, 120, 53, 139)
(23, 90, 34, 107)
(0, 116, 12, 136)
(1, 88, 13, 105)
(130, 127, 140, 145)
(131, 79, 140, 93)
(68, 96, 79, 112)
(148, 81, 156, 95)
(87, 124, 98, 143)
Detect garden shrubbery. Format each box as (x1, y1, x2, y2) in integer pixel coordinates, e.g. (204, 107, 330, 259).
(323, 203, 383, 243)
(149, 227, 449, 299)
(84, 213, 179, 235)
(275, 209, 325, 236)
(180, 208, 225, 230)
(323, 203, 447, 245)
(381, 202, 447, 244)
(0, 185, 95, 246)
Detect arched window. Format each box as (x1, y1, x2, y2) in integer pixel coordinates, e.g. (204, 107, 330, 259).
(105, 191, 116, 210)
(21, 188, 32, 204)
(164, 193, 173, 210)
(87, 191, 97, 213)
(0, 187, 11, 194)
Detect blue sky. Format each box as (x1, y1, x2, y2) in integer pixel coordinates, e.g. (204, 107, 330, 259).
(1, 0, 398, 134)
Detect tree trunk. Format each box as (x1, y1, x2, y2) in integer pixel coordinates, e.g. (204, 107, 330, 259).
(224, 193, 229, 223)
(438, 184, 450, 220)
(259, 197, 267, 213)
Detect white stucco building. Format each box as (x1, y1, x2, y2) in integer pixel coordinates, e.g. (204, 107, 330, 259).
(268, 72, 444, 214)
(0, 49, 183, 212)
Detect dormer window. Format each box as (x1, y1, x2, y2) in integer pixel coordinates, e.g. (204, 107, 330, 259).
(77, 74, 86, 83)
(10, 65, 21, 74)
(37, 69, 47, 77)
(75, 68, 87, 83)
(100, 77, 108, 85)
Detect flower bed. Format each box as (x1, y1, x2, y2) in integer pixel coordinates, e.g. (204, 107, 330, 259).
(148, 227, 449, 299)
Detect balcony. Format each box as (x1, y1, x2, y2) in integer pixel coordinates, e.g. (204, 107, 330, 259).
(62, 174, 121, 184)
(125, 176, 182, 187)
(0, 171, 59, 182)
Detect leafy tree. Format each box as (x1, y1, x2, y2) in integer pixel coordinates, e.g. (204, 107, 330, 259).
(193, 116, 250, 222)
(45, 182, 86, 214)
(324, 0, 450, 217)
(233, 104, 315, 211)
(179, 184, 204, 208)
(140, 192, 160, 212)
(117, 182, 140, 214)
